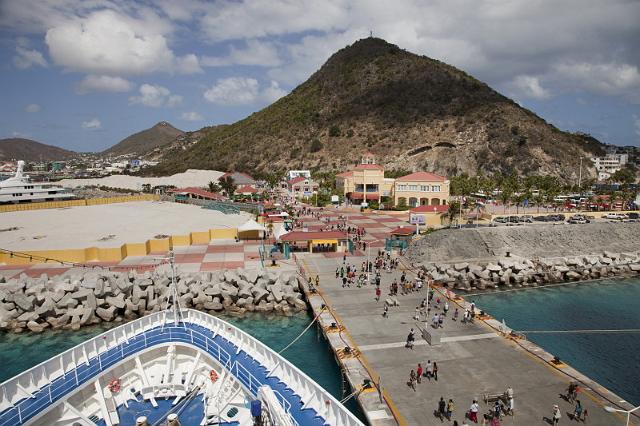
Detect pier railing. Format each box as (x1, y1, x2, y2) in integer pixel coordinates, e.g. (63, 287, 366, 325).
(0, 309, 363, 426)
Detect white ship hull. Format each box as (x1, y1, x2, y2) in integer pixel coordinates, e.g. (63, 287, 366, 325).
(0, 309, 363, 426)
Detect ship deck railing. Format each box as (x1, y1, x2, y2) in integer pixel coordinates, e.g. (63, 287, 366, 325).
(0, 309, 363, 426)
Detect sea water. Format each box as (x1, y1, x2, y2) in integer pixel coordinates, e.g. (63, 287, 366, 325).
(468, 277, 640, 406)
(0, 312, 363, 418)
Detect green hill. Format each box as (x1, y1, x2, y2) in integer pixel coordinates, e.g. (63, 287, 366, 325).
(103, 121, 184, 157)
(151, 37, 604, 179)
(0, 138, 76, 162)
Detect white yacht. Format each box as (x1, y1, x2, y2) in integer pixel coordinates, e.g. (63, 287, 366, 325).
(0, 257, 363, 426)
(0, 161, 75, 204)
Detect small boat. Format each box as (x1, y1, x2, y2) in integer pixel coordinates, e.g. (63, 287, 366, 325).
(0, 257, 363, 426)
(0, 161, 75, 204)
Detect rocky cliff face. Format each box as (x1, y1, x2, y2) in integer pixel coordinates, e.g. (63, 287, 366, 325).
(151, 37, 604, 181)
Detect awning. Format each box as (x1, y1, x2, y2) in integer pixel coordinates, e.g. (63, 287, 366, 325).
(238, 219, 266, 233)
(350, 192, 379, 200)
(274, 225, 289, 241)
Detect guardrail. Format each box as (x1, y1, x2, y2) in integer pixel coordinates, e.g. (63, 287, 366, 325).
(0, 309, 362, 426)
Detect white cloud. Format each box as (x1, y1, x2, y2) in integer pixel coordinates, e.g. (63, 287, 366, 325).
(129, 84, 182, 108)
(510, 75, 552, 100)
(554, 62, 640, 98)
(181, 111, 204, 121)
(199, 0, 349, 42)
(202, 40, 282, 67)
(13, 46, 48, 69)
(76, 75, 133, 94)
(25, 104, 41, 113)
(203, 77, 287, 106)
(45, 9, 200, 75)
(82, 118, 102, 130)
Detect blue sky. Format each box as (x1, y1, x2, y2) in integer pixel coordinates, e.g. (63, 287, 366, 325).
(1, 0, 639, 152)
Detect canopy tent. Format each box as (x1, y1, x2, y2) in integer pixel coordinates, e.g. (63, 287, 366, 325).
(273, 225, 290, 241)
(237, 219, 266, 240)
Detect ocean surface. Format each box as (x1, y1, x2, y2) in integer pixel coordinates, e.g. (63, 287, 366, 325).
(0, 311, 362, 418)
(468, 277, 640, 406)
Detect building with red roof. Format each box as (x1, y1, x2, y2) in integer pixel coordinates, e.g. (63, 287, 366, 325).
(168, 187, 223, 202)
(279, 230, 349, 253)
(287, 176, 319, 199)
(236, 185, 258, 195)
(335, 153, 450, 208)
(219, 171, 256, 188)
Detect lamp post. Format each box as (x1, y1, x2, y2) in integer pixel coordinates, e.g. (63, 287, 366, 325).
(604, 404, 640, 426)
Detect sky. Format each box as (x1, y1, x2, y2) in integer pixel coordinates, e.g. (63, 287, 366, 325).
(1, 0, 639, 152)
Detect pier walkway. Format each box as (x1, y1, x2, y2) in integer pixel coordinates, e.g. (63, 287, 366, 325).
(297, 252, 636, 426)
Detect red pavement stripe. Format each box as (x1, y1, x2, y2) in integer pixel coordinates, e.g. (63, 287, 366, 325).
(175, 254, 205, 263)
(200, 262, 224, 271)
(206, 245, 245, 253)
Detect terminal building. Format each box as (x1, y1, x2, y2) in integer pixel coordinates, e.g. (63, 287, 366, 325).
(335, 153, 449, 208)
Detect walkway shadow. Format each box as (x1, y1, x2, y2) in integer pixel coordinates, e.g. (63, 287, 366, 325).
(542, 416, 554, 425)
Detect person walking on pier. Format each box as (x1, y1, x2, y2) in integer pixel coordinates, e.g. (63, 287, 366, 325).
(438, 396, 447, 420)
(426, 360, 433, 380)
(572, 400, 583, 421)
(433, 362, 439, 381)
(469, 400, 479, 423)
(447, 399, 455, 421)
(408, 369, 417, 391)
(375, 286, 381, 302)
(552, 404, 561, 425)
(406, 328, 415, 349)
(382, 305, 388, 318)
(416, 363, 423, 384)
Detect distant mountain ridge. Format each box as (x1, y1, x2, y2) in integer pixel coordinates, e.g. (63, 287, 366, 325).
(102, 121, 184, 157)
(150, 37, 604, 180)
(0, 138, 76, 162)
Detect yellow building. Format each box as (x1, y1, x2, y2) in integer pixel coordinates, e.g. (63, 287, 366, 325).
(394, 172, 449, 208)
(336, 154, 449, 208)
(335, 154, 394, 203)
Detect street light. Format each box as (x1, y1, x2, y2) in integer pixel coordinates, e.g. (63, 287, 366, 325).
(604, 404, 640, 426)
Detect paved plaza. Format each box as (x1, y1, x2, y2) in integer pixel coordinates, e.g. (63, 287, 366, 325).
(299, 251, 634, 426)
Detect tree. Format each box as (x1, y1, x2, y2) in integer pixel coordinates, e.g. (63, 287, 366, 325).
(610, 166, 637, 185)
(446, 200, 461, 226)
(328, 125, 340, 137)
(208, 181, 221, 193)
(219, 176, 236, 197)
(309, 139, 323, 152)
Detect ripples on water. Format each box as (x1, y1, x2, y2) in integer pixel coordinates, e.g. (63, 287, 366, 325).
(468, 278, 640, 405)
(0, 312, 361, 417)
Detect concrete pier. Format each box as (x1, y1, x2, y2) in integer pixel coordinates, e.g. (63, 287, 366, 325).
(296, 252, 637, 426)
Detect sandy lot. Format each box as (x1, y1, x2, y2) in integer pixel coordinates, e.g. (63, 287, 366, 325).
(0, 201, 250, 250)
(58, 169, 224, 191)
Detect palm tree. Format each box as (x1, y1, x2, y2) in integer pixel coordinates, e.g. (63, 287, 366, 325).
(219, 176, 236, 197)
(446, 200, 461, 226)
(208, 181, 221, 193)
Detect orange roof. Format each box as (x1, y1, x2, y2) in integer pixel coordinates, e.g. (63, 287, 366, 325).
(280, 231, 348, 241)
(288, 176, 306, 185)
(336, 171, 354, 178)
(354, 164, 384, 170)
(390, 227, 416, 236)
(168, 187, 222, 200)
(410, 205, 449, 213)
(396, 171, 446, 182)
(236, 185, 257, 193)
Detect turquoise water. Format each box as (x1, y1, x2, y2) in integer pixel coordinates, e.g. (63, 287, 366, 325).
(468, 278, 640, 406)
(0, 312, 362, 418)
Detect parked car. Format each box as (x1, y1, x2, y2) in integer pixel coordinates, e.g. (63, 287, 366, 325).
(519, 215, 534, 223)
(627, 212, 639, 220)
(507, 216, 520, 224)
(493, 216, 507, 223)
(568, 215, 589, 224)
(534, 215, 549, 222)
(605, 213, 627, 220)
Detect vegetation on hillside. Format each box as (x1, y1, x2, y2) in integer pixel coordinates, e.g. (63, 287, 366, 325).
(149, 37, 605, 181)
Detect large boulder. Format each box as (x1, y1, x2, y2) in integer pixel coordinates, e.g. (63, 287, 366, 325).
(252, 287, 269, 303)
(96, 306, 117, 321)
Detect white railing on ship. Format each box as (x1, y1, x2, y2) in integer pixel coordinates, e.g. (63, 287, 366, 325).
(0, 309, 362, 426)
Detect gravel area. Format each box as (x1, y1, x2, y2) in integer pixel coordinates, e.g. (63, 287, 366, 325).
(58, 169, 224, 191)
(0, 201, 249, 250)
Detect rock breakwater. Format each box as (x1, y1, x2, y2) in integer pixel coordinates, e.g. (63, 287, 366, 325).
(0, 268, 306, 333)
(419, 251, 640, 292)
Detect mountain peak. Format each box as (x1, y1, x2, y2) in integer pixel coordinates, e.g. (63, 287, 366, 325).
(150, 38, 604, 180)
(102, 122, 184, 156)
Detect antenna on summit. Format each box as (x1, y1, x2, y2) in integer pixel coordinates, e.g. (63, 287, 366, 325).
(369, 30, 373, 38)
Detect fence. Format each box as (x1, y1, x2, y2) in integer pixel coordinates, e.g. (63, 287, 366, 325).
(0, 194, 160, 213)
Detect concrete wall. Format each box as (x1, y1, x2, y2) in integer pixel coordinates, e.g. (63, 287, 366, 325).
(0, 194, 160, 213)
(0, 226, 241, 265)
